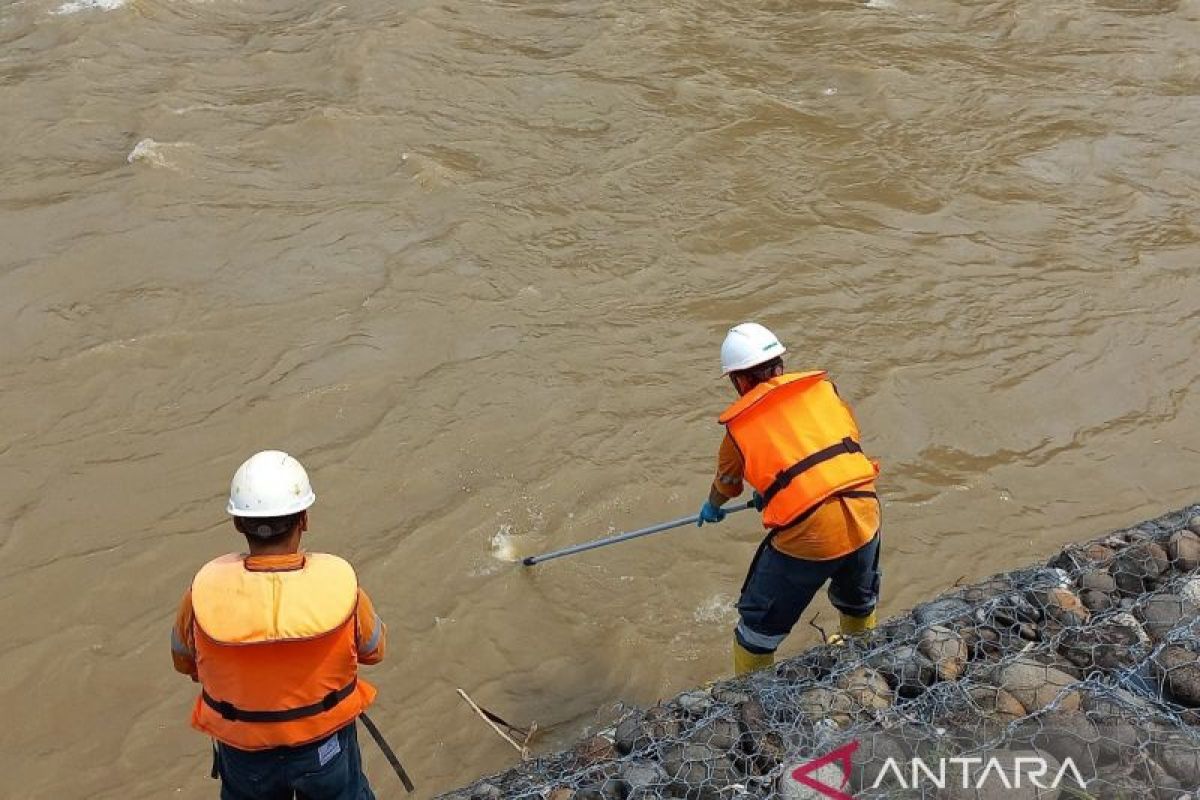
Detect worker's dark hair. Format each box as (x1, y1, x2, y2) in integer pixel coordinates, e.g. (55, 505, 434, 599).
(732, 356, 784, 387)
(234, 512, 303, 543)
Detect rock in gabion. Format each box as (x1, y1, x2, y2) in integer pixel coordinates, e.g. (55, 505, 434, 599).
(965, 684, 1025, 723)
(1138, 593, 1198, 642)
(913, 597, 972, 627)
(1060, 617, 1148, 671)
(470, 782, 502, 800)
(662, 742, 737, 795)
(676, 691, 714, 718)
(1154, 646, 1200, 707)
(993, 658, 1082, 714)
(1112, 540, 1170, 595)
(867, 643, 935, 698)
(917, 624, 967, 680)
(1169, 531, 1200, 572)
(441, 504, 1200, 800)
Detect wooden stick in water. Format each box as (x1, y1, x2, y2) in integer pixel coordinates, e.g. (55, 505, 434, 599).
(456, 688, 537, 759)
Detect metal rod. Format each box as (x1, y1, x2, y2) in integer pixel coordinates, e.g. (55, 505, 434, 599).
(359, 711, 416, 793)
(521, 500, 755, 567)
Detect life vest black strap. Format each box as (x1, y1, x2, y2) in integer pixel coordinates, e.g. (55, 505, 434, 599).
(760, 437, 864, 507)
(203, 678, 357, 724)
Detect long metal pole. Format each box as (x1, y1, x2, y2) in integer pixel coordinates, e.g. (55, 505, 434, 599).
(521, 500, 755, 567)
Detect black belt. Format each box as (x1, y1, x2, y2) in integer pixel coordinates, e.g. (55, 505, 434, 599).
(759, 437, 864, 507)
(203, 678, 357, 723)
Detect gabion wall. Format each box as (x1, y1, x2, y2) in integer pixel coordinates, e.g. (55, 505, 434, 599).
(442, 504, 1200, 799)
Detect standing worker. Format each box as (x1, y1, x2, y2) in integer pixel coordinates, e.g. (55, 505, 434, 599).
(171, 450, 386, 799)
(697, 323, 882, 675)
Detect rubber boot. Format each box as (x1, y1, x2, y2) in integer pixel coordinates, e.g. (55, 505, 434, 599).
(733, 641, 775, 676)
(824, 610, 877, 646)
(839, 610, 877, 636)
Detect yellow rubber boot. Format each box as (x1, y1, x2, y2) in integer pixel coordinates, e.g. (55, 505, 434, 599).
(733, 641, 775, 675)
(839, 610, 877, 636)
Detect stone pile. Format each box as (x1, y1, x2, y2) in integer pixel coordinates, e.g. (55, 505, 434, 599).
(441, 504, 1200, 799)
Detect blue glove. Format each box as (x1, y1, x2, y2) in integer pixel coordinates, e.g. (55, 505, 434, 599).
(697, 501, 727, 526)
(751, 491, 764, 511)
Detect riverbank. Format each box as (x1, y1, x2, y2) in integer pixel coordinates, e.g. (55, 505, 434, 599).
(442, 504, 1200, 799)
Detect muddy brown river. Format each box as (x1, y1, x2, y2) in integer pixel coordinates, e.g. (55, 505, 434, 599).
(2, 0, 1199, 796)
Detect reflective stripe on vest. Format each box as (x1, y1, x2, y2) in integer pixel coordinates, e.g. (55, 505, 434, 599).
(719, 371, 879, 530)
(189, 553, 376, 750)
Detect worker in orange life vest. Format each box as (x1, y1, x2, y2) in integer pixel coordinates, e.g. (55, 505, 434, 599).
(696, 323, 882, 675)
(171, 450, 386, 799)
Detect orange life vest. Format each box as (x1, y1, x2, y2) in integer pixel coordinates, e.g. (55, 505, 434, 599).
(719, 371, 879, 530)
(189, 552, 376, 750)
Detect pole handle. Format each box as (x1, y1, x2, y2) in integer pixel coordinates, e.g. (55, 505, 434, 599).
(522, 500, 755, 567)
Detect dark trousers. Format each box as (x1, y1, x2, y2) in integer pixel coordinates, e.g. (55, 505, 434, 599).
(215, 722, 375, 800)
(735, 532, 881, 654)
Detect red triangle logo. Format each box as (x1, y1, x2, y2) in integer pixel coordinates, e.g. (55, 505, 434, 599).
(789, 740, 859, 800)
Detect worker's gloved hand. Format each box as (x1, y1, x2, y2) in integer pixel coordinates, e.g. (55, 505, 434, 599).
(750, 491, 764, 511)
(697, 501, 727, 527)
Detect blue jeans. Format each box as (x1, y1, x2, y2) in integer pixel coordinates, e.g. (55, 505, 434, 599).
(735, 532, 881, 654)
(215, 722, 375, 800)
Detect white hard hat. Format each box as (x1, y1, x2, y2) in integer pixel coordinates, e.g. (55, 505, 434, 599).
(720, 322, 787, 374)
(226, 450, 316, 517)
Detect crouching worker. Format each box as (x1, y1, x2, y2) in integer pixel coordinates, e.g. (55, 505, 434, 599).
(171, 450, 385, 799)
(697, 323, 882, 675)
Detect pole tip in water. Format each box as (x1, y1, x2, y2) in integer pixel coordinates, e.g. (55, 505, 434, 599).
(521, 556, 536, 567)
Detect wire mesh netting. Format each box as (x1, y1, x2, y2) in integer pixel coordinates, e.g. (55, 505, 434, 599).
(441, 505, 1200, 799)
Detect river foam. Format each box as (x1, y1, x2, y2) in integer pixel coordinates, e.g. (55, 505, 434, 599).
(53, 0, 126, 15)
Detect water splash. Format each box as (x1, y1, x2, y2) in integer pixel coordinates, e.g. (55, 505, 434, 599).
(127, 138, 173, 168)
(693, 593, 737, 624)
(490, 524, 520, 563)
